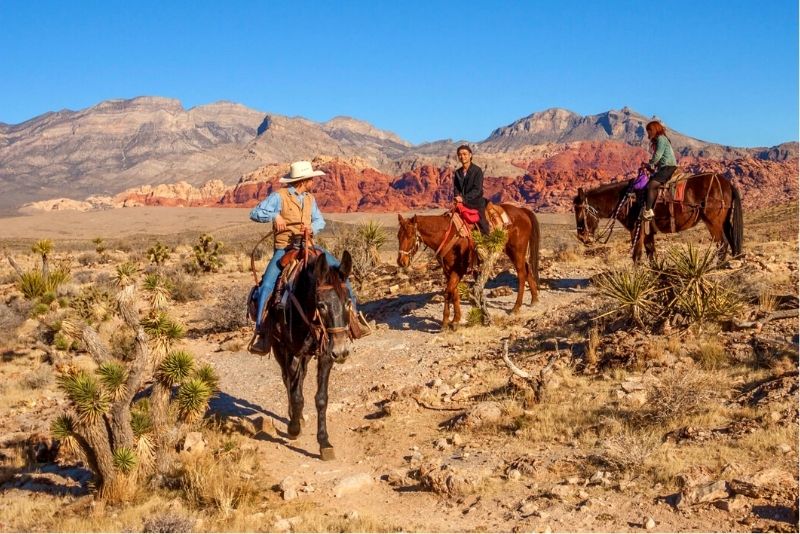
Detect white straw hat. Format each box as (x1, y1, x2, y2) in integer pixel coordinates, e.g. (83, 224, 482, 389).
(280, 160, 326, 183)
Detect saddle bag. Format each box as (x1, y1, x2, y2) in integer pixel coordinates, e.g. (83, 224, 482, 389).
(456, 203, 480, 224)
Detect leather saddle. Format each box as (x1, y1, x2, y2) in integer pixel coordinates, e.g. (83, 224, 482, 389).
(659, 169, 693, 203)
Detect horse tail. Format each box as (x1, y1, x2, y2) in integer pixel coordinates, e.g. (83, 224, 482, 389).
(727, 181, 744, 257)
(524, 207, 540, 285)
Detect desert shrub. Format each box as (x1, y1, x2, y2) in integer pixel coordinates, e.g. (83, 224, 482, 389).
(594, 244, 744, 329)
(642, 368, 715, 425)
(92, 237, 106, 254)
(554, 242, 581, 263)
(70, 285, 115, 324)
(23, 365, 54, 390)
(330, 220, 388, 281)
(17, 265, 71, 300)
(597, 429, 660, 474)
(0, 298, 31, 349)
(174, 437, 258, 514)
(77, 252, 100, 266)
(594, 267, 661, 327)
(166, 270, 204, 303)
(142, 511, 195, 533)
(191, 234, 223, 273)
(691, 341, 727, 370)
(204, 284, 250, 333)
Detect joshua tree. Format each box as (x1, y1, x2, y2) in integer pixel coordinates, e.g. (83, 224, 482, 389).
(469, 229, 508, 326)
(192, 234, 223, 273)
(32, 239, 54, 279)
(52, 265, 217, 501)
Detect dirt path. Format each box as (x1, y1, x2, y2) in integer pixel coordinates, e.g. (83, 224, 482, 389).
(198, 272, 602, 531)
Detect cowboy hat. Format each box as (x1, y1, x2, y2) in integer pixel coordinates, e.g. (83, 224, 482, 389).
(279, 160, 326, 184)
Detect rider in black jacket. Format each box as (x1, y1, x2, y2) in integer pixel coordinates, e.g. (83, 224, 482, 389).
(453, 145, 490, 234)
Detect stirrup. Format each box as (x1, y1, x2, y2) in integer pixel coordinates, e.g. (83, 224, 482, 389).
(247, 332, 271, 355)
(641, 208, 655, 220)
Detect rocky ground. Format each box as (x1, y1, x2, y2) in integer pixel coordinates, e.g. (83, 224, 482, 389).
(0, 205, 797, 532)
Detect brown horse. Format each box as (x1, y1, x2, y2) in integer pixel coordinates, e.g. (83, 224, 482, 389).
(573, 173, 743, 263)
(397, 204, 540, 330)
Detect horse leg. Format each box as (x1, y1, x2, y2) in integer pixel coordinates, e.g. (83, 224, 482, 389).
(315, 352, 336, 460)
(510, 252, 526, 314)
(441, 272, 451, 331)
(701, 213, 727, 261)
(286, 359, 307, 439)
(448, 271, 462, 330)
(644, 232, 657, 265)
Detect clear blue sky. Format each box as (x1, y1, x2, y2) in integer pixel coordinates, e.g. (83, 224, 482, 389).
(1, 0, 797, 147)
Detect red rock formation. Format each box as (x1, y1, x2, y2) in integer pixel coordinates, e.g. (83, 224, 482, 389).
(110, 143, 798, 214)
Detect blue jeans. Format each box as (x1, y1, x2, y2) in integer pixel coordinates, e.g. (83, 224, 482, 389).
(255, 247, 357, 329)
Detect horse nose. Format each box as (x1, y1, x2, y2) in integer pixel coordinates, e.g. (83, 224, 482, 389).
(397, 255, 407, 268)
(332, 343, 349, 361)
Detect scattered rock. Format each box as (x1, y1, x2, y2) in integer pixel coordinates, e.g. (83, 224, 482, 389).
(280, 476, 300, 501)
(450, 433, 464, 446)
(620, 380, 644, 393)
(461, 401, 503, 428)
(271, 518, 292, 533)
(181, 432, 205, 454)
(714, 494, 749, 513)
(676, 480, 729, 508)
(344, 511, 360, 521)
(333, 473, 374, 498)
(644, 516, 656, 530)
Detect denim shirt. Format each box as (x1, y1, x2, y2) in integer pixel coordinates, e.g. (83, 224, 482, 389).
(249, 186, 326, 235)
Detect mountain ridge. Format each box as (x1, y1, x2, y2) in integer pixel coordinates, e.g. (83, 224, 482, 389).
(1, 97, 797, 215)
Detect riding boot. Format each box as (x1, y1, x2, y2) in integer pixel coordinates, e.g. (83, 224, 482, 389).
(248, 331, 271, 355)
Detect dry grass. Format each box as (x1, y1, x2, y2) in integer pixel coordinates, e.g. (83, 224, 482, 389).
(203, 283, 251, 333)
(642, 368, 716, 425)
(691, 340, 727, 370)
(171, 433, 260, 516)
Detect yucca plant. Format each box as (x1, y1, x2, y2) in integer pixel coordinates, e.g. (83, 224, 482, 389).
(157, 350, 195, 385)
(594, 267, 662, 327)
(92, 237, 106, 254)
(18, 269, 47, 299)
(357, 220, 388, 266)
(97, 361, 129, 400)
(659, 244, 743, 325)
(194, 364, 220, 392)
(57, 369, 111, 426)
(142, 273, 172, 311)
(32, 239, 54, 278)
(142, 312, 185, 356)
(112, 446, 137, 474)
(114, 262, 140, 287)
(177, 378, 214, 423)
(51, 413, 81, 458)
(469, 229, 508, 326)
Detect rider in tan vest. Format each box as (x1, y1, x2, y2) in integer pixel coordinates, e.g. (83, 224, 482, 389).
(249, 160, 369, 354)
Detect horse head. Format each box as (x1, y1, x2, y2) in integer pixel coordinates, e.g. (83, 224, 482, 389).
(573, 187, 598, 244)
(311, 252, 353, 362)
(396, 214, 419, 269)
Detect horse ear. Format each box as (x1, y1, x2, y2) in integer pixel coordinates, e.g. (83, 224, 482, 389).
(577, 187, 585, 198)
(398, 214, 405, 224)
(314, 253, 329, 280)
(339, 251, 353, 279)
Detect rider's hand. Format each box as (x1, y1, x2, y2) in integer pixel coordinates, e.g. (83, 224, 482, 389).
(454, 195, 463, 204)
(274, 214, 287, 232)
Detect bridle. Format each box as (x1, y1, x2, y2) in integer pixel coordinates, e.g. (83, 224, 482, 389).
(577, 193, 628, 245)
(398, 221, 422, 263)
(287, 279, 351, 362)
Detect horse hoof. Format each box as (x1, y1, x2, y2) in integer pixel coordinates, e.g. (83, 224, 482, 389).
(320, 447, 336, 461)
(287, 423, 302, 440)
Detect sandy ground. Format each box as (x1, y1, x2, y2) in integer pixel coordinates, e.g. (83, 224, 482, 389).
(0, 207, 573, 241)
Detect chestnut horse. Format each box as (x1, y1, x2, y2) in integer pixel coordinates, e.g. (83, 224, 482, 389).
(397, 204, 540, 330)
(573, 173, 743, 263)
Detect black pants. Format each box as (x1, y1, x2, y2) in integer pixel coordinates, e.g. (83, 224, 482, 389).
(646, 166, 677, 210)
(467, 200, 490, 235)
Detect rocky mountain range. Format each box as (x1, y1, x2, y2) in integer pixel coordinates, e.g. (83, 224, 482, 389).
(3, 97, 797, 215)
